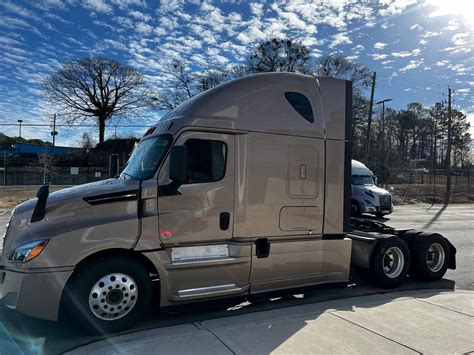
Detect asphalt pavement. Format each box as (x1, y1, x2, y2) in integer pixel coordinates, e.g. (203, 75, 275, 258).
(0, 204, 473, 354)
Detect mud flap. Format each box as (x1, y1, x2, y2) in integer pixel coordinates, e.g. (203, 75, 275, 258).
(446, 238, 457, 270)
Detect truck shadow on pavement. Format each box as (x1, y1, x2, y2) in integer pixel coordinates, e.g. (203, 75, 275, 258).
(0, 278, 456, 354)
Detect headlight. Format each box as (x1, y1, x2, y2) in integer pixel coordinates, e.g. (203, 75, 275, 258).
(9, 240, 49, 263)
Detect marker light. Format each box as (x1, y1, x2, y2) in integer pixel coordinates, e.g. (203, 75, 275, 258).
(9, 240, 49, 263)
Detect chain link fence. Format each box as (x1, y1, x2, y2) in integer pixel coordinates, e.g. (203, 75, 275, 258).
(382, 168, 473, 204)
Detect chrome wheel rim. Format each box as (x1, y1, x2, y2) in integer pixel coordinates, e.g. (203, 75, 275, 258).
(89, 273, 138, 321)
(383, 247, 404, 278)
(426, 243, 445, 272)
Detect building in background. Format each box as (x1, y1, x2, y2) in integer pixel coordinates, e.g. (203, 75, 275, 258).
(12, 143, 81, 156)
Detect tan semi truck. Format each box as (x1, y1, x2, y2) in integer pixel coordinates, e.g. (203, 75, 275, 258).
(0, 73, 456, 332)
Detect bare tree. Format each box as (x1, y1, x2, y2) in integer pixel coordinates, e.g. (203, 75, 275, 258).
(313, 54, 371, 89)
(43, 57, 149, 143)
(153, 60, 246, 111)
(248, 38, 310, 73)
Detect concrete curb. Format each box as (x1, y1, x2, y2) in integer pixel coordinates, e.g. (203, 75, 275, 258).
(65, 289, 474, 354)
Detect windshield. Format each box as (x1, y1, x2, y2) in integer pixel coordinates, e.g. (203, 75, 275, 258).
(120, 134, 172, 181)
(352, 175, 374, 186)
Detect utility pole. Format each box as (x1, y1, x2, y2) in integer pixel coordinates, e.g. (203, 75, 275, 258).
(445, 88, 452, 204)
(365, 72, 376, 164)
(433, 114, 437, 201)
(376, 98, 393, 183)
(17, 119, 23, 151)
(50, 114, 58, 184)
(51, 114, 58, 157)
(17, 119, 23, 166)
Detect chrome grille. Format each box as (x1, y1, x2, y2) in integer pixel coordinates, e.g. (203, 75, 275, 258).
(379, 195, 392, 208)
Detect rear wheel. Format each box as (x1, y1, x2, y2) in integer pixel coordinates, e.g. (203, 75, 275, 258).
(63, 257, 152, 333)
(412, 233, 450, 281)
(371, 237, 410, 288)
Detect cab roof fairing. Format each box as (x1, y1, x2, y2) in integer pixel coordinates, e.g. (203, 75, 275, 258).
(147, 73, 349, 140)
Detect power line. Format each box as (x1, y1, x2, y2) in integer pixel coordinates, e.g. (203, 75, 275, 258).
(0, 123, 152, 127)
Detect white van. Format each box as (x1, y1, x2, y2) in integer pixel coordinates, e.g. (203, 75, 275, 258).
(351, 160, 393, 217)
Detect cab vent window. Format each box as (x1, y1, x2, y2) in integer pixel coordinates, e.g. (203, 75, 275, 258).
(284, 92, 314, 123)
(183, 139, 227, 183)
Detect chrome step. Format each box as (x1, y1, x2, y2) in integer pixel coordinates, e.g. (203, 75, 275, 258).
(170, 284, 248, 301)
(172, 256, 235, 265)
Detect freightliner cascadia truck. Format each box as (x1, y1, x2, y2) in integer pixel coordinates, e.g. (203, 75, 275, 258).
(351, 159, 393, 217)
(0, 73, 455, 332)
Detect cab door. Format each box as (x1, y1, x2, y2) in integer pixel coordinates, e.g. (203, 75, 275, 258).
(157, 131, 251, 301)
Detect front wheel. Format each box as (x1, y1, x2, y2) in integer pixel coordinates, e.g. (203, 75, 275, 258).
(63, 257, 152, 333)
(371, 237, 410, 288)
(412, 233, 450, 282)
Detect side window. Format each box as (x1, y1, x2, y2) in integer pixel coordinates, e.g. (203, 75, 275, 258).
(284, 92, 314, 123)
(183, 139, 227, 184)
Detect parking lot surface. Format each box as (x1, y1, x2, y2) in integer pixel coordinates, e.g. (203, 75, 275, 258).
(0, 204, 473, 354)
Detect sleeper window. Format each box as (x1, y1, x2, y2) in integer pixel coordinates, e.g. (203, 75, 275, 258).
(183, 139, 227, 183)
(284, 92, 314, 123)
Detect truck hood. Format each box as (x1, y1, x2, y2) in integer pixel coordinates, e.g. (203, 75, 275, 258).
(15, 178, 139, 214)
(2, 179, 141, 265)
(361, 185, 391, 195)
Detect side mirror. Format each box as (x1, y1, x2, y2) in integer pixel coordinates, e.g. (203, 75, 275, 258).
(373, 176, 378, 185)
(169, 145, 187, 183)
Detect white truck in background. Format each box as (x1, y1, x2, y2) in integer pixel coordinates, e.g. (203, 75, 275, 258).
(351, 159, 393, 217)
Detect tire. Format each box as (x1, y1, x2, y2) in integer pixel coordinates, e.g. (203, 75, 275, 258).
(63, 257, 152, 334)
(370, 237, 410, 288)
(412, 233, 450, 282)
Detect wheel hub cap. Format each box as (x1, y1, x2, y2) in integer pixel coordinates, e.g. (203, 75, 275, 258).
(383, 247, 404, 278)
(89, 273, 138, 321)
(426, 243, 445, 272)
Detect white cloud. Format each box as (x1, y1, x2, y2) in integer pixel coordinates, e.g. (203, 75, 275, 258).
(329, 32, 352, 48)
(136, 22, 153, 34)
(111, 0, 146, 10)
(82, 0, 113, 14)
(410, 24, 423, 31)
(352, 44, 365, 53)
(452, 33, 471, 46)
(422, 31, 441, 38)
(346, 55, 359, 60)
(374, 42, 387, 49)
(391, 48, 421, 57)
(250, 3, 264, 17)
(399, 59, 424, 72)
(379, 0, 417, 16)
(128, 10, 151, 22)
(370, 53, 389, 60)
(442, 20, 460, 31)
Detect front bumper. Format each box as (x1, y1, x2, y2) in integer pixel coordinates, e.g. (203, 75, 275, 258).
(0, 265, 73, 321)
(361, 205, 393, 214)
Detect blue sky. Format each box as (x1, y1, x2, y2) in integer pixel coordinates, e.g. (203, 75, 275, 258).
(0, 0, 473, 146)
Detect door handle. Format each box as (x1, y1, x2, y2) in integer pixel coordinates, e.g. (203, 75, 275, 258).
(220, 212, 230, 230)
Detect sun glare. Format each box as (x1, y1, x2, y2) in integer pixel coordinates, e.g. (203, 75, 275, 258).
(426, 0, 474, 23)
